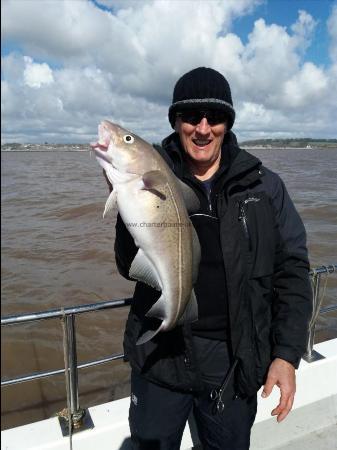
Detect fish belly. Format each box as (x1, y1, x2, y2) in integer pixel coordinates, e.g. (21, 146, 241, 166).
(117, 181, 193, 325)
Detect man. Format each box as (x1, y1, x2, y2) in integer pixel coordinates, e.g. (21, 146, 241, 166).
(112, 67, 312, 449)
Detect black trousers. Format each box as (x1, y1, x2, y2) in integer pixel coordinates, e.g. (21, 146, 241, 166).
(128, 337, 257, 450)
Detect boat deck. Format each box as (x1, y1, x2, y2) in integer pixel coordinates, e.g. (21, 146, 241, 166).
(274, 424, 337, 450)
(1, 339, 337, 450)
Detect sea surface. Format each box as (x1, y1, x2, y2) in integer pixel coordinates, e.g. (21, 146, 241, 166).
(1, 148, 337, 430)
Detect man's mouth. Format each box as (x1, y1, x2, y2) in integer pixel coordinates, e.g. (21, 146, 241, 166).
(192, 139, 212, 147)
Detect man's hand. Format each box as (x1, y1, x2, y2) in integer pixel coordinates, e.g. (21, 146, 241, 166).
(262, 358, 296, 423)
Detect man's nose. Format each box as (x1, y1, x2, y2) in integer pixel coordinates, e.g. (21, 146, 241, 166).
(195, 117, 211, 134)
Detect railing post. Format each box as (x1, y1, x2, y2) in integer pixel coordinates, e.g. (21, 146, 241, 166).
(303, 271, 326, 362)
(65, 315, 81, 421)
(61, 314, 86, 433)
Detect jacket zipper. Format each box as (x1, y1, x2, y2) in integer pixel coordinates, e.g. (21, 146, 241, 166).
(238, 200, 251, 251)
(238, 197, 260, 251)
(208, 188, 213, 213)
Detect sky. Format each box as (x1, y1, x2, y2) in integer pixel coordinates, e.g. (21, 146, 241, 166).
(1, 0, 337, 144)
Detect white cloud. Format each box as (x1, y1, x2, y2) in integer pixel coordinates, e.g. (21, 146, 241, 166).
(291, 9, 317, 53)
(283, 63, 328, 109)
(2, 0, 108, 62)
(238, 19, 300, 100)
(23, 56, 54, 88)
(95, 0, 144, 10)
(1, 0, 337, 143)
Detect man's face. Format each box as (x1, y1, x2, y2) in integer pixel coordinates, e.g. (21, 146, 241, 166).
(175, 110, 227, 168)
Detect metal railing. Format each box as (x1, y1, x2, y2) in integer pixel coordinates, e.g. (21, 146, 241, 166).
(1, 297, 132, 435)
(1, 265, 336, 433)
(303, 264, 337, 362)
(1, 298, 133, 386)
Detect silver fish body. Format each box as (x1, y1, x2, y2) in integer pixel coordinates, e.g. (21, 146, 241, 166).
(91, 120, 200, 344)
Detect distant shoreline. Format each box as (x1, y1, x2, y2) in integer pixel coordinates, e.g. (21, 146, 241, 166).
(2, 147, 337, 152)
(1, 149, 91, 152)
(241, 146, 337, 150)
(2, 138, 337, 153)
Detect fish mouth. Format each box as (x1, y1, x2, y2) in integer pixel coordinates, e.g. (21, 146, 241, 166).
(90, 121, 115, 164)
(91, 145, 113, 164)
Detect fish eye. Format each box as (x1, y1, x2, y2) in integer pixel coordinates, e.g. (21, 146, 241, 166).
(123, 134, 134, 144)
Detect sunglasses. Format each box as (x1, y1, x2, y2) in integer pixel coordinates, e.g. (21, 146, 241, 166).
(176, 110, 228, 126)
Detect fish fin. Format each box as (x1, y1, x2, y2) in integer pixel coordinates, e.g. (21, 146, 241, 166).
(103, 190, 117, 218)
(136, 325, 162, 345)
(141, 170, 167, 200)
(177, 180, 200, 213)
(177, 289, 198, 325)
(142, 170, 167, 187)
(145, 294, 167, 319)
(129, 249, 161, 291)
(137, 296, 166, 344)
(95, 155, 111, 174)
(192, 227, 201, 284)
(96, 158, 115, 188)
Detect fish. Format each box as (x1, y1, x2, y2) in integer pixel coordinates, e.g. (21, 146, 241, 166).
(90, 120, 201, 345)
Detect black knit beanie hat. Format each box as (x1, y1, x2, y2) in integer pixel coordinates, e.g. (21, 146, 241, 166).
(168, 67, 235, 130)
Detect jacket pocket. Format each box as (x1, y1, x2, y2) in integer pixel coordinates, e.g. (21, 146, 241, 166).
(253, 322, 272, 385)
(250, 285, 273, 385)
(237, 192, 276, 279)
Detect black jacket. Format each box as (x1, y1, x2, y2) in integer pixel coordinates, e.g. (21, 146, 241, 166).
(115, 131, 312, 396)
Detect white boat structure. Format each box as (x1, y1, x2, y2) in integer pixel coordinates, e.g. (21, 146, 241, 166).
(1, 265, 337, 450)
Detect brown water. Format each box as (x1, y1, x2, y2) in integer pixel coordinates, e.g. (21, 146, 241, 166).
(1, 148, 337, 430)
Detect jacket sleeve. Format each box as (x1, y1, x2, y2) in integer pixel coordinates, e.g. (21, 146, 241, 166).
(268, 171, 313, 368)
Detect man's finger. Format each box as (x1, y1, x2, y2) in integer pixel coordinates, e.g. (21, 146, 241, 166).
(271, 388, 291, 415)
(272, 393, 295, 421)
(277, 396, 294, 422)
(277, 406, 292, 422)
(287, 393, 295, 411)
(262, 377, 276, 398)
